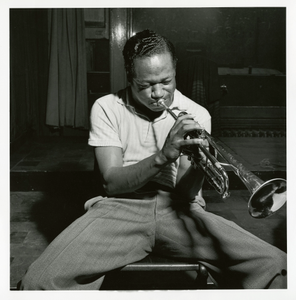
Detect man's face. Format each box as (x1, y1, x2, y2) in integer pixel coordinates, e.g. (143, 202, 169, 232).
(130, 52, 176, 112)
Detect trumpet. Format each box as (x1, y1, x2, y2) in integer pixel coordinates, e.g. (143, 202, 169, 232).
(158, 99, 287, 218)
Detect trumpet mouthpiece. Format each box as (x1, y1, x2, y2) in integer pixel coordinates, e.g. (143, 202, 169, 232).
(157, 99, 167, 108)
(157, 99, 178, 120)
(157, 99, 165, 106)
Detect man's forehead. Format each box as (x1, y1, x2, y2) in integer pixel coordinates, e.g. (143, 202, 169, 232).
(133, 54, 174, 75)
(133, 52, 174, 65)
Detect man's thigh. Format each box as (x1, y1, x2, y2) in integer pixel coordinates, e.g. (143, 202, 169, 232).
(154, 201, 287, 288)
(21, 197, 157, 289)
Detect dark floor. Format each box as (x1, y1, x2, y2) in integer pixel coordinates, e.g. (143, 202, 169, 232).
(10, 136, 287, 290)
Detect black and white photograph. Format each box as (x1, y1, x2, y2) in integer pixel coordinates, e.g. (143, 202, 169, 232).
(5, 1, 296, 299)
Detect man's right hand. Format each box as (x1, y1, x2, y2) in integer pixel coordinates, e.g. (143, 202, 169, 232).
(161, 113, 207, 163)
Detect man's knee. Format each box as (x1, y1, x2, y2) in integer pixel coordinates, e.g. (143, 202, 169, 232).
(264, 248, 287, 288)
(275, 250, 287, 276)
(18, 268, 40, 290)
(19, 262, 50, 290)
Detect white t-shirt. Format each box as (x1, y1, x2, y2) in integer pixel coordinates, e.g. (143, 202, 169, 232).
(89, 87, 211, 189)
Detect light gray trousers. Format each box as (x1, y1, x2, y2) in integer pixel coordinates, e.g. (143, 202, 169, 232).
(20, 190, 287, 290)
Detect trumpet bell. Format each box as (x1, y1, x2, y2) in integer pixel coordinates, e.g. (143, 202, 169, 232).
(248, 178, 287, 218)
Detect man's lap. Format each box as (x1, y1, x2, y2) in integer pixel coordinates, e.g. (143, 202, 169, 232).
(21, 191, 287, 289)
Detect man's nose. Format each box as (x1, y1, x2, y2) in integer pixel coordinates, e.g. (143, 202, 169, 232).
(151, 84, 164, 99)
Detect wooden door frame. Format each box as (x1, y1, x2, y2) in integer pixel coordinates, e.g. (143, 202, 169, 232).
(109, 8, 132, 92)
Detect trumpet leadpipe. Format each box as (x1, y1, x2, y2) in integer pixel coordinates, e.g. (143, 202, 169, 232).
(157, 99, 179, 120)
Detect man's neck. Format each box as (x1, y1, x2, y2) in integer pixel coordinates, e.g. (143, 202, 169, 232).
(133, 100, 163, 121)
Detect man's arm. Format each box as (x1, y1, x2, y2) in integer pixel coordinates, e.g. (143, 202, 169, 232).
(95, 146, 170, 196)
(175, 155, 205, 200)
(95, 113, 205, 196)
(175, 118, 211, 200)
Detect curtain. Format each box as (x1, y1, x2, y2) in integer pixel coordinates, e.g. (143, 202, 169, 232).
(46, 8, 89, 129)
(176, 55, 221, 136)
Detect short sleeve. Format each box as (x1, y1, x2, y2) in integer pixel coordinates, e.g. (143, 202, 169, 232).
(88, 100, 122, 148)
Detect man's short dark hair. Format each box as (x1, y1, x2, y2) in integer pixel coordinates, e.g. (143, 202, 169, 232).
(122, 29, 177, 82)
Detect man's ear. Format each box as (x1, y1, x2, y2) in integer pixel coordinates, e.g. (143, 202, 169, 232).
(126, 72, 132, 84)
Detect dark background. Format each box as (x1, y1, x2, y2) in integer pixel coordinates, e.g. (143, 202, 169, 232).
(10, 7, 286, 145)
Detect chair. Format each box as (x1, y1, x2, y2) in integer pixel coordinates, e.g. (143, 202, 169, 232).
(120, 255, 209, 289)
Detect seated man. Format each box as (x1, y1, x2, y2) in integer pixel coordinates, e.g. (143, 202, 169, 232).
(20, 29, 287, 290)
